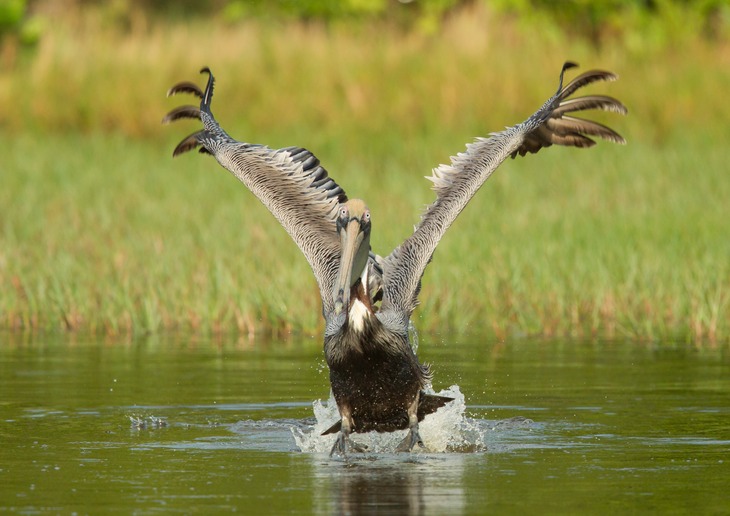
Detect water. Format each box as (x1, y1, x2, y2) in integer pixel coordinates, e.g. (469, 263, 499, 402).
(1, 334, 728, 514)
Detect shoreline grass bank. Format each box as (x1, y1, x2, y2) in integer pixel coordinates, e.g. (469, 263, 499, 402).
(1, 6, 728, 343)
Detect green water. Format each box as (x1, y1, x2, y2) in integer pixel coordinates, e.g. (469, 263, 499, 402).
(1, 334, 728, 514)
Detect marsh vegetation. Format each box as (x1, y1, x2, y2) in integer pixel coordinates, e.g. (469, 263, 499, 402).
(2, 2, 728, 342)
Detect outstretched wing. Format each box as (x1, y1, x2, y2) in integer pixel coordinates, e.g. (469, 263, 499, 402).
(380, 62, 627, 318)
(163, 68, 348, 315)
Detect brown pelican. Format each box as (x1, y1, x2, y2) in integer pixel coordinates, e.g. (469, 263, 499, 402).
(163, 62, 627, 455)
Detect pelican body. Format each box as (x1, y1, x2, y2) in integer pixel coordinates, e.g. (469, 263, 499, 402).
(163, 62, 627, 455)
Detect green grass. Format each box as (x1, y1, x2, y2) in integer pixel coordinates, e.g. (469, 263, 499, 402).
(1, 5, 729, 342)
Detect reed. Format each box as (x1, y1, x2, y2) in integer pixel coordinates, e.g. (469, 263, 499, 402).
(1, 4, 728, 342)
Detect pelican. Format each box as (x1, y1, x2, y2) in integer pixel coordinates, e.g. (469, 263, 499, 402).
(163, 62, 627, 455)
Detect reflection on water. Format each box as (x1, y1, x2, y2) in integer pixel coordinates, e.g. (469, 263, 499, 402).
(1, 335, 729, 513)
(312, 454, 467, 515)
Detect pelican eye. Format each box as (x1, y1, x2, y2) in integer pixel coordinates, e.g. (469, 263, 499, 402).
(363, 210, 370, 223)
(336, 206, 349, 232)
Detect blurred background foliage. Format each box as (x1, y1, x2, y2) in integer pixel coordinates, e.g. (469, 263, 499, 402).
(1, 0, 728, 339)
(1, 0, 728, 137)
(3, 0, 729, 47)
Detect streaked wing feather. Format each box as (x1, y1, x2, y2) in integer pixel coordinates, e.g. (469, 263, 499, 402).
(173, 131, 206, 157)
(167, 81, 204, 98)
(558, 70, 617, 99)
(552, 95, 627, 116)
(546, 116, 625, 143)
(380, 63, 626, 318)
(164, 69, 348, 314)
(546, 132, 596, 148)
(161, 105, 201, 124)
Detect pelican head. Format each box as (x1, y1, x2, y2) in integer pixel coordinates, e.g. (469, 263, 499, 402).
(333, 199, 371, 315)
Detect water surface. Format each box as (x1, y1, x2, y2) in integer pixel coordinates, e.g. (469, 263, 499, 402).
(1, 334, 728, 513)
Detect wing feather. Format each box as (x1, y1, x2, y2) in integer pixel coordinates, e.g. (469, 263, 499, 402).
(380, 63, 627, 317)
(164, 68, 348, 314)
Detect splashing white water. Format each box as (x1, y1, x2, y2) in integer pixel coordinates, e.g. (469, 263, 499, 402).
(292, 385, 489, 454)
(408, 319, 419, 353)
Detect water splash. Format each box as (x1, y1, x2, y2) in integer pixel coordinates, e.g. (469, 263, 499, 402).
(129, 415, 168, 430)
(408, 319, 419, 353)
(292, 385, 489, 454)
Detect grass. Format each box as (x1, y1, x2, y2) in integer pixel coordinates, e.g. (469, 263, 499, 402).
(1, 4, 729, 342)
